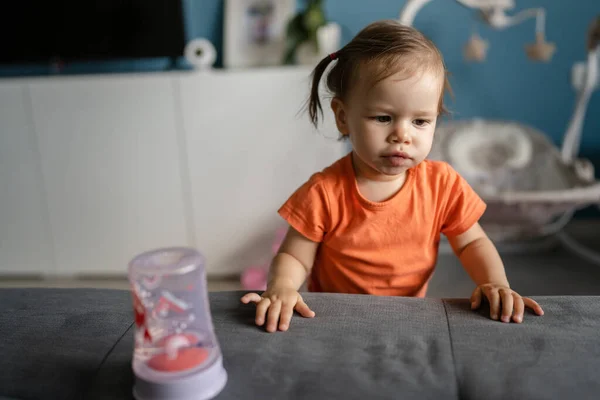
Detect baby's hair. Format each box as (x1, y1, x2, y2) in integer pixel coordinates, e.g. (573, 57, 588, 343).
(307, 20, 452, 129)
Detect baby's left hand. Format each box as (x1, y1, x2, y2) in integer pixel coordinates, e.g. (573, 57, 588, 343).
(471, 283, 544, 323)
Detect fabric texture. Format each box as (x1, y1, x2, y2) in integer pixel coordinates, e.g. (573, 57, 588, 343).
(444, 296, 600, 400)
(278, 153, 486, 297)
(1, 289, 600, 400)
(90, 291, 458, 400)
(86, 323, 135, 400)
(212, 292, 458, 400)
(0, 288, 134, 400)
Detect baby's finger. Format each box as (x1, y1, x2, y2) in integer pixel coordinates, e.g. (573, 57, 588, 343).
(485, 288, 500, 320)
(523, 297, 545, 316)
(295, 298, 316, 318)
(500, 288, 513, 323)
(470, 286, 482, 309)
(240, 292, 262, 304)
(512, 293, 525, 323)
(279, 302, 295, 331)
(266, 300, 282, 333)
(255, 297, 271, 326)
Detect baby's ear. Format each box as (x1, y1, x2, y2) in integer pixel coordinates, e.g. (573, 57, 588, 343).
(330, 98, 350, 136)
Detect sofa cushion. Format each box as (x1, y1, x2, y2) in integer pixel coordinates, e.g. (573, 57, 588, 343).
(7, 289, 600, 400)
(0, 288, 133, 400)
(207, 292, 458, 400)
(443, 296, 600, 400)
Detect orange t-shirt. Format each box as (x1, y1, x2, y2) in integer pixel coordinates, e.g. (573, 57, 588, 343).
(278, 153, 486, 297)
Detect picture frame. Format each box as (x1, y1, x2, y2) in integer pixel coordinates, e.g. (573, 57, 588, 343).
(223, 0, 296, 69)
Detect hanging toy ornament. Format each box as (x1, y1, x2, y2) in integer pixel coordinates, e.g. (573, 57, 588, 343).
(525, 32, 556, 62)
(464, 33, 489, 62)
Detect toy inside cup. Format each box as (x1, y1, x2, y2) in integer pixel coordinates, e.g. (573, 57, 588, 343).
(148, 333, 209, 372)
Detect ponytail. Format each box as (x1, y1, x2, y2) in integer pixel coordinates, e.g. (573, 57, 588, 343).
(303, 20, 452, 133)
(308, 54, 337, 128)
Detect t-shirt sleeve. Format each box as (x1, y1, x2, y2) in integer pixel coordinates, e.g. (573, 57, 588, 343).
(440, 163, 487, 237)
(278, 175, 330, 243)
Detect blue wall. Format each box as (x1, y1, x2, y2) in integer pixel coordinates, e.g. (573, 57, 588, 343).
(2, 1, 599, 174)
(325, 0, 600, 158)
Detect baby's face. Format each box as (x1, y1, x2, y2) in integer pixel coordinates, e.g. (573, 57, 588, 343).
(333, 67, 442, 180)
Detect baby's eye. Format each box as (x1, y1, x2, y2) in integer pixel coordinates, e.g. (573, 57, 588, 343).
(373, 116, 392, 123)
(413, 119, 430, 127)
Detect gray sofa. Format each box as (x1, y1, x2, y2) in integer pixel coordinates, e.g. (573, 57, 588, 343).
(1, 288, 599, 399)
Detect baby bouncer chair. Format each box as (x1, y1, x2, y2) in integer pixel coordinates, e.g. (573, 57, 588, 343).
(427, 15, 600, 263)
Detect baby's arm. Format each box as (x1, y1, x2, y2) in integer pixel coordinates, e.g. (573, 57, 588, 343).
(241, 226, 319, 332)
(447, 222, 544, 323)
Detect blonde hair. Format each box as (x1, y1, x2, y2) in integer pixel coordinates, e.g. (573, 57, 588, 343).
(307, 20, 452, 128)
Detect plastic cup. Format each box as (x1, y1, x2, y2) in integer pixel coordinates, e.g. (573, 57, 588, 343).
(128, 247, 227, 400)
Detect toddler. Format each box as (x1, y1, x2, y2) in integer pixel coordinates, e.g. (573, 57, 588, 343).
(242, 20, 544, 332)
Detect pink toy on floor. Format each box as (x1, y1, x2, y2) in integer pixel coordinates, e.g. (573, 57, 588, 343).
(240, 227, 287, 290)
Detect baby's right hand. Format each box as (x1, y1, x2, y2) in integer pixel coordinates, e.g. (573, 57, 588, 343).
(240, 286, 315, 332)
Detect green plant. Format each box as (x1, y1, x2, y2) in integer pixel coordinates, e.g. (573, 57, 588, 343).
(283, 0, 327, 64)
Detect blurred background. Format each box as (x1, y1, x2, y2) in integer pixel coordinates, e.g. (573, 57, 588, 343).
(1, 0, 599, 297)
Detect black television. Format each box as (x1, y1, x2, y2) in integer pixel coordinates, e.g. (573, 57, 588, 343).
(1, 0, 186, 65)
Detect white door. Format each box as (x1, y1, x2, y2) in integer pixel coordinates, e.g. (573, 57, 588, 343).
(0, 84, 55, 275)
(30, 74, 191, 275)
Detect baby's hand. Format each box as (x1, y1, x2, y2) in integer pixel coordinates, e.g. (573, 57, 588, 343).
(471, 283, 544, 323)
(240, 286, 315, 332)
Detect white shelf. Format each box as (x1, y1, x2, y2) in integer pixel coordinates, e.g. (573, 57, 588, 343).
(0, 68, 344, 277)
(0, 84, 55, 276)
